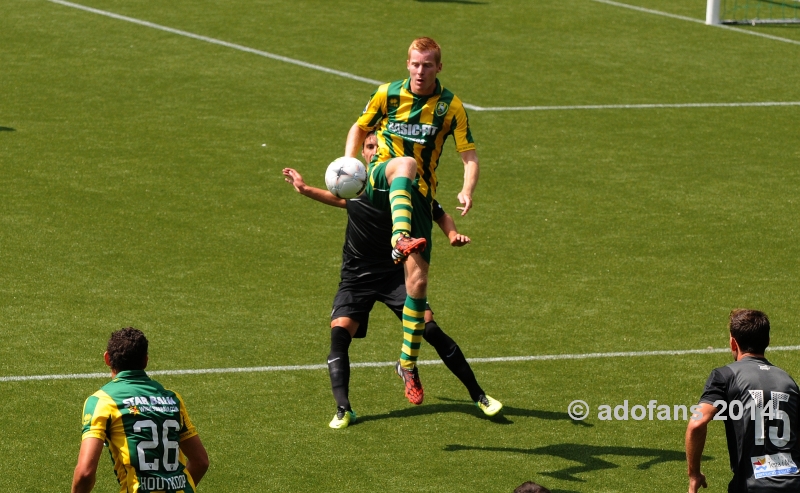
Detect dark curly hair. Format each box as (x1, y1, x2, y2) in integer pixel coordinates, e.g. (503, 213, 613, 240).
(729, 309, 770, 354)
(107, 327, 148, 371)
(514, 482, 551, 493)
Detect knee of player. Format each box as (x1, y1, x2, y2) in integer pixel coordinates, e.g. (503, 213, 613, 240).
(423, 321, 443, 342)
(407, 273, 428, 292)
(330, 318, 359, 337)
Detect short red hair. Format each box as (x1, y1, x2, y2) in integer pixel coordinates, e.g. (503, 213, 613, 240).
(408, 37, 441, 64)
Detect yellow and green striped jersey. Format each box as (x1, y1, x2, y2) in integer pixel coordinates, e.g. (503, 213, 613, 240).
(80, 370, 198, 493)
(356, 78, 475, 200)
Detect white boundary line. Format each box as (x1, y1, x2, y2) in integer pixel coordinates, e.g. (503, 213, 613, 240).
(48, 0, 800, 113)
(4, 345, 800, 382)
(592, 0, 800, 47)
(468, 101, 800, 111)
(47, 0, 383, 86)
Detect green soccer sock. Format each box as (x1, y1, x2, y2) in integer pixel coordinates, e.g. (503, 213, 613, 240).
(389, 177, 413, 247)
(399, 295, 427, 370)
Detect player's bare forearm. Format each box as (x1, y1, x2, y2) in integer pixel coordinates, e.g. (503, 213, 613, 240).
(71, 474, 96, 493)
(282, 168, 346, 208)
(345, 123, 368, 159)
(71, 438, 104, 493)
(181, 435, 210, 486)
(685, 403, 715, 492)
(457, 149, 479, 216)
(435, 213, 471, 247)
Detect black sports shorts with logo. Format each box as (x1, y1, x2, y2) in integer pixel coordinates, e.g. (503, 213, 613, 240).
(331, 270, 433, 339)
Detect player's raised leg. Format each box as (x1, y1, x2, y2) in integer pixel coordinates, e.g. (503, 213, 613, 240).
(384, 157, 426, 263)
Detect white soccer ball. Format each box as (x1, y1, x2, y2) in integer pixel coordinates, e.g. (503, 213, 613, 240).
(325, 157, 367, 199)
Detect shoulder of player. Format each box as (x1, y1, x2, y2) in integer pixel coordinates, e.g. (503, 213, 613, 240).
(82, 389, 121, 418)
(709, 364, 736, 383)
(374, 81, 401, 97)
(86, 388, 114, 407)
(754, 359, 799, 384)
(438, 87, 465, 108)
(164, 387, 188, 404)
(725, 356, 790, 379)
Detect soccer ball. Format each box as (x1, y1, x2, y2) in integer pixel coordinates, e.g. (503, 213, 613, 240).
(325, 157, 367, 199)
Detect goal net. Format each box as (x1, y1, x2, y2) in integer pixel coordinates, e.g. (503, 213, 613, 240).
(706, 0, 800, 24)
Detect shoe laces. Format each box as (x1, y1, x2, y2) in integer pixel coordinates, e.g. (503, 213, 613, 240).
(477, 395, 490, 407)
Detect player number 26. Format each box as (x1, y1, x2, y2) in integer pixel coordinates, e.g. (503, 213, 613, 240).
(133, 419, 181, 472)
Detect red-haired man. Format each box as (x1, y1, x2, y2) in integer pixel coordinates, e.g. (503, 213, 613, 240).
(343, 37, 480, 405)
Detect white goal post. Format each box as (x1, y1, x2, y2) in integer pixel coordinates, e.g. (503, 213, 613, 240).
(706, 0, 800, 25)
(706, 0, 722, 24)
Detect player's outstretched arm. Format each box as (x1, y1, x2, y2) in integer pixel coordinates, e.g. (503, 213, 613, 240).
(345, 123, 369, 159)
(685, 402, 716, 493)
(71, 437, 104, 493)
(457, 149, 479, 216)
(180, 435, 210, 486)
(282, 168, 346, 208)
(435, 212, 471, 247)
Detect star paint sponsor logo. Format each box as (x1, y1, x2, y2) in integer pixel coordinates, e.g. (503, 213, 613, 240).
(122, 396, 179, 414)
(751, 453, 798, 479)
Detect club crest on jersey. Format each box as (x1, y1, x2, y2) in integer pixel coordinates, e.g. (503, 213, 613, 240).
(435, 101, 449, 116)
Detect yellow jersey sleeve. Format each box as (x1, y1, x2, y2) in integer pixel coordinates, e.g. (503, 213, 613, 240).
(174, 391, 199, 442)
(356, 84, 389, 131)
(448, 97, 476, 153)
(80, 391, 117, 442)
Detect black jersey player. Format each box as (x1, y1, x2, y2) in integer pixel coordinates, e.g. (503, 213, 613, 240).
(282, 135, 501, 429)
(686, 309, 800, 493)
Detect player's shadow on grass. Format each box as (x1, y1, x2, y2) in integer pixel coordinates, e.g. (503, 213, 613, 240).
(0, 127, 15, 131)
(357, 397, 591, 427)
(444, 443, 711, 483)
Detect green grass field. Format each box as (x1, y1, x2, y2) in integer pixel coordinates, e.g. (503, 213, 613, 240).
(2, 0, 799, 491)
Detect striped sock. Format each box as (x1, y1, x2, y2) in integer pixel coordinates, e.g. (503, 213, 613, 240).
(389, 177, 413, 247)
(399, 295, 427, 369)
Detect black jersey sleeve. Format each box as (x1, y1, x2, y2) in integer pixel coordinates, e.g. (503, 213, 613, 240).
(699, 366, 732, 405)
(432, 200, 445, 222)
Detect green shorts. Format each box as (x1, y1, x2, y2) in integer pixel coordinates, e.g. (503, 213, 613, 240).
(366, 160, 433, 264)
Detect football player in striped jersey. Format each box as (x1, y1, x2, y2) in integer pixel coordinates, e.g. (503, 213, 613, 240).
(71, 328, 209, 493)
(343, 37, 480, 403)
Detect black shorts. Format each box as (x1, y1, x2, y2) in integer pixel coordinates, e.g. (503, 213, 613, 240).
(330, 271, 432, 338)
